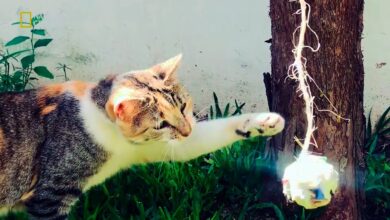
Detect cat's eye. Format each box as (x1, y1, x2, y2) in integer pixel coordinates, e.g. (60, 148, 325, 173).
(156, 120, 171, 129)
(180, 103, 186, 113)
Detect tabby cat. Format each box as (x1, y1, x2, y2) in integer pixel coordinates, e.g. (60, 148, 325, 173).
(0, 55, 284, 219)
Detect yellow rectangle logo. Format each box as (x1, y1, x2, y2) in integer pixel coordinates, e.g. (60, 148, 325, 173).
(20, 11, 32, 28)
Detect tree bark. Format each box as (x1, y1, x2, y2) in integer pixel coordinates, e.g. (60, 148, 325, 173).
(268, 0, 365, 219)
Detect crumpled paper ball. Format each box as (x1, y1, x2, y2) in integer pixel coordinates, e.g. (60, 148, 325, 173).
(282, 153, 339, 209)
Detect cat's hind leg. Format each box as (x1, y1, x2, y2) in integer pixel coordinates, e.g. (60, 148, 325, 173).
(24, 184, 81, 220)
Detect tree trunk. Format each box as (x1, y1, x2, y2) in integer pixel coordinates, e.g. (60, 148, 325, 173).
(268, 0, 365, 219)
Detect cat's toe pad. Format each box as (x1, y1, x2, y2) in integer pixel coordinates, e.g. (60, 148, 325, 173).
(255, 113, 285, 136)
(240, 113, 285, 137)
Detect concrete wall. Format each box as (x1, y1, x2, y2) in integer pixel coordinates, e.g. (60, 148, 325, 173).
(362, 0, 390, 117)
(0, 0, 388, 117)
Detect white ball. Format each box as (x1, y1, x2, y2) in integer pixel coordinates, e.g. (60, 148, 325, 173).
(282, 153, 339, 209)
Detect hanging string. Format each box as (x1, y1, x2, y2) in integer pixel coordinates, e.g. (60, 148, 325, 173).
(287, 0, 349, 154)
(282, 0, 340, 209)
(288, 0, 316, 154)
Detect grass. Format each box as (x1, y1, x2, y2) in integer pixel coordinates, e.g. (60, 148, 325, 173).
(68, 137, 282, 220)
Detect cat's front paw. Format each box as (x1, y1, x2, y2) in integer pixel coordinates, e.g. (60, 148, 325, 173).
(235, 113, 285, 138)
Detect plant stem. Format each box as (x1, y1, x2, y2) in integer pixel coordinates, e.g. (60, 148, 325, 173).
(24, 27, 36, 89)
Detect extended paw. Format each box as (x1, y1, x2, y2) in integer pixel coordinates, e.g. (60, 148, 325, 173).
(236, 113, 285, 138)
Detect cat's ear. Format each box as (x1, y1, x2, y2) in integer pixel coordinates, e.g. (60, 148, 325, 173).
(152, 54, 182, 85)
(115, 100, 136, 121)
(108, 99, 143, 122)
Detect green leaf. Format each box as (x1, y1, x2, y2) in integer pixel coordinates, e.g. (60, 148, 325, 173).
(21, 54, 35, 68)
(0, 57, 7, 64)
(32, 14, 44, 26)
(301, 207, 305, 220)
(367, 108, 372, 140)
(376, 106, 390, 131)
(223, 103, 230, 117)
(232, 100, 245, 116)
(12, 71, 23, 81)
(5, 36, 30, 46)
(383, 117, 390, 127)
(384, 163, 390, 172)
(213, 92, 222, 118)
(0, 49, 32, 64)
(33, 39, 52, 48)
(14, 83, 25, 92)
(11, 21, 31, 25)
(31, 29, 46, 36)
(368, 134, 378, 155)
(33, 66, 54, 79)
(8, 49, 32, 58)
(4, 49, 32, 62)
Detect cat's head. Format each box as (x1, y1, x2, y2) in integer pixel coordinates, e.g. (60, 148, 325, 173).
(105, 54, 194, 144)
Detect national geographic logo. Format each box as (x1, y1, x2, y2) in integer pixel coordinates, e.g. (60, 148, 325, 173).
(19, 11, 32, 28)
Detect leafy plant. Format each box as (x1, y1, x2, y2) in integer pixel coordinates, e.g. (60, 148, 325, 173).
(364, 106, 390, 219)
(0, 13, 55, 92)
(365, 106, 390, 155)
(209, 92, 245, 120)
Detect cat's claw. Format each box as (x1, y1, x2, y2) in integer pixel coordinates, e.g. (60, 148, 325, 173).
(237, 113, 285, 138)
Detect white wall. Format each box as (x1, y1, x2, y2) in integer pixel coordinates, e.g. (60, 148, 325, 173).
(362, 0, 390, 118)
(0, 0, 388, 117)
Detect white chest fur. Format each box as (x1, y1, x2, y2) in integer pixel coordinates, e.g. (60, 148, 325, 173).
(80, 93, 144, 190)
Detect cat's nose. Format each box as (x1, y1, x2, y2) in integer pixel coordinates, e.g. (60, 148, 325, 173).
(180, 131, 190, 137)
(177, 123, 192, 137)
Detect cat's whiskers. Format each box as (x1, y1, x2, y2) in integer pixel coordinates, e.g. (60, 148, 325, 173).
(169, 145, 175, 162)
(156, 143, 173, 177)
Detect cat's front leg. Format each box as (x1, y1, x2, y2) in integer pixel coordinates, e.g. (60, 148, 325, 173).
(170, 112, 285, 162)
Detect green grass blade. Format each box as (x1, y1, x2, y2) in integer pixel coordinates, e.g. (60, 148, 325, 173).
(213, 92, 222, 118)
(368, 134, 379, 155)
(232, 100, 245, 115)
(376, 106, 390, 131)
(223, 103, 230, 117)
(209, 106, 214, 120)
(366, 108, 372, 140)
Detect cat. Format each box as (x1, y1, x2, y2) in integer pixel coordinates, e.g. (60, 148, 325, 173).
(0, 54, 285, 220)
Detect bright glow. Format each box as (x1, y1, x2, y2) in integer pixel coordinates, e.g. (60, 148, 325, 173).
(282, 153, 339, 209)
